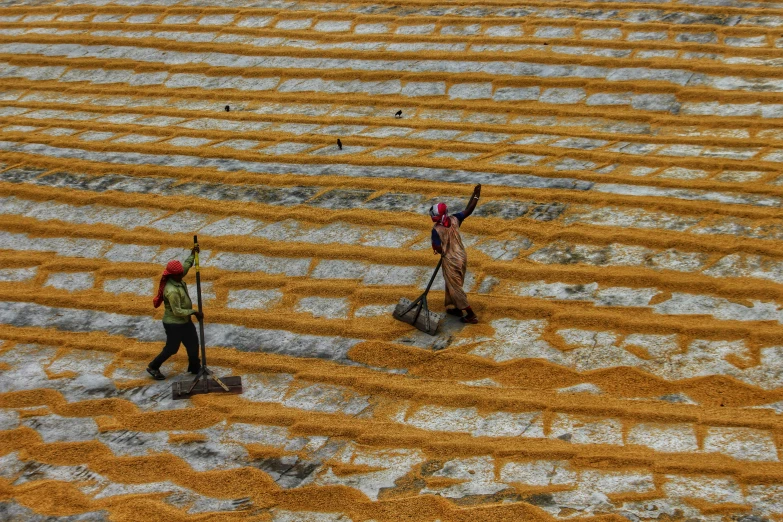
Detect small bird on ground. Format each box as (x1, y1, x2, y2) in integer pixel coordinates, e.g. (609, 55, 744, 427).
(337, 139, 342, 150)
(395, 110, 402, 118)
(225, 105, 230, 112)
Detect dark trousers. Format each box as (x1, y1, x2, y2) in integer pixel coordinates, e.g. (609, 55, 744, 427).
(149, 320, 200, 371)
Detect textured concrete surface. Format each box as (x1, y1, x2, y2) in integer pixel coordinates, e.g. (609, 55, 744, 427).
(0, 1, 782, 520)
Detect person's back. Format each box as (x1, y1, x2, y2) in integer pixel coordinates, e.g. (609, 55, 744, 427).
(162, 276, 193, 325)
(433, 213, 466, 262)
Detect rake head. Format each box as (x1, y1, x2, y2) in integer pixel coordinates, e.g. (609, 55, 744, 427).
(393, 297, 442, 336)
(172, 375, 242, 400)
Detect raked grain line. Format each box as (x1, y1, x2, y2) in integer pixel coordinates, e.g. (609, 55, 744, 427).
(6, 41, 783, 101)
(0, 75, 781, 146)
(1, 153, 781, 230)
(0, 125, 776, 197)
(1, 325, 782, 516)
(3, 291, 783, 399)
(0, 153, 777, 218)
(5, 179, 783, 260)
(2, 132, 783, 201)
(0, 327, 780, 409)
(1, 25, 783, 87)
(3, 97, 783, 159)
(2, 335, 783, 445)
(5, 172, 783, 300)
(6, 160, 782, 231)
(1, 86, 781, 160)
(2, 329, 781, 423)
(4, 92, 783, 147)
(5, 187, 783, 288)
(7, 247, 783, 321)
(2, 24, 783, 75)
(3, 96, 783, 156)
(3, 382, 783, 472)
(1, 197, 783, 384)
(7, 0, 783, 21)
(1, 339, 783, 512)
(3, 182, 783, 271)
(5, 266, 783, 352)
(2, 217, 783, 386)
(7, 83, 783, 142)
(0, 25, 777, 67)
(1, 124, 783, 203)
(1, 109, 781, 180)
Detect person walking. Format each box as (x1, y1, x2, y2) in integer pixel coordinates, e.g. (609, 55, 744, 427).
(430, 184, 481, 323)
(147, 244, 203, 380)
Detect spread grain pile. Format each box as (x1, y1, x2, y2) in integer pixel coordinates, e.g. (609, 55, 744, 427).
(0, 0, 782, 520)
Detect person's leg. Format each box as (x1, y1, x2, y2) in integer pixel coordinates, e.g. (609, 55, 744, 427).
(461, 305, 478, 323)
(182, 320, 201, 373)
(444, 278, 457, 313)
(442, 260, 467, 318)
(442, 261, 474, 322)
(453, 258, 476, 323)
(148, 323, 182, 377)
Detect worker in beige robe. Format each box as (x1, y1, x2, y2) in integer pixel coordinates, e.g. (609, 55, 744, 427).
(430, 184, 481, 323)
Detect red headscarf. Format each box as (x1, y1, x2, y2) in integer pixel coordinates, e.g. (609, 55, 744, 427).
(429, 202, 451, 228)
(153, 260, 184, 308)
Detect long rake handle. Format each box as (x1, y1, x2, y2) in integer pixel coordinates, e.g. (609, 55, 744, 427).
(186, 234, 207, 395)
(194, 235, 206, 370)
(190, 235, 230, 393)
(401, 257, 443, 316)
(424, 257, 443, 294)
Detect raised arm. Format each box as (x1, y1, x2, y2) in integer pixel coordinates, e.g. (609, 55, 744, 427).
(180, 245, 199, 276)
(461, 184, 481, 218)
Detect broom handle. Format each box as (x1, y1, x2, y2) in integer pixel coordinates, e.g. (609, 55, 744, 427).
(193, 235, 206, 369)
(423, 257, 443, 295)
(412, 258, 441, 322)
(399, 257, 442, 316)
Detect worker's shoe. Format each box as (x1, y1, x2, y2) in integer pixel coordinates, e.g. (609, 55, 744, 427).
(446, 308, 463, 317)
(187, 362, 201, 375)
(461, 314, 478, 324)
(146, 366, 165, 380)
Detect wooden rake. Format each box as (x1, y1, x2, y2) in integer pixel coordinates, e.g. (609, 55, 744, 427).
(392, 257, 443, 336)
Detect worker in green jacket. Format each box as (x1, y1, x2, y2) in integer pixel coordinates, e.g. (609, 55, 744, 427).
(147, 245, 203, 380)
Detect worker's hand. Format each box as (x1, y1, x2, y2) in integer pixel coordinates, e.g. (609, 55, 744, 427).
(473, 184, 481, 198)
(191, 244, 200, 255)
(193, 311, 204, 321)
(433, 246, 443, 255)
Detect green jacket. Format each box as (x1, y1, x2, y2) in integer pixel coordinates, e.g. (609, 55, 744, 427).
(162, 254, 197, 324)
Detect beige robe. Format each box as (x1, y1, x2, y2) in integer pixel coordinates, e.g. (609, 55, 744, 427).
(434, 216, 469, 310)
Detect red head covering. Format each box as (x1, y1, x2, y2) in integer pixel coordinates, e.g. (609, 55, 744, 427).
(153, 260, 184, 308)
(429, 202, 450, 227)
